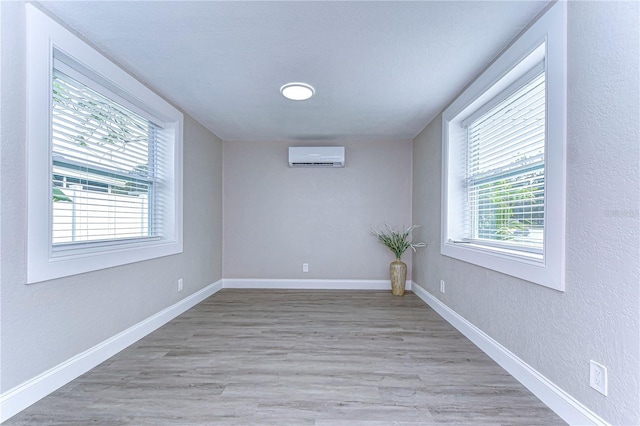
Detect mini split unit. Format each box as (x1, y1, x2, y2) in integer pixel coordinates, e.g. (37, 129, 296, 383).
(288, 146, 345, 168)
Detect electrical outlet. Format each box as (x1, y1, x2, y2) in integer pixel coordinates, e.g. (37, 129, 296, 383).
(440, 280, 445, 293)
(589, 360, 608, 396)
(177, 278, 183, 292)
(302, 263, 309, 273)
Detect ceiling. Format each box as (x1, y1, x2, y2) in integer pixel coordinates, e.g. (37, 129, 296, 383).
(38, 1, 549, 143)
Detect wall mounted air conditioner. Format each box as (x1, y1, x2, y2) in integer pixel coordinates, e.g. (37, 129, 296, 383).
(288, 146, 345, 168)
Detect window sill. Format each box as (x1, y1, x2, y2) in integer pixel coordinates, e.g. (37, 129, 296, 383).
(441, 239, 563, 291)
(27, 238, 182, 284)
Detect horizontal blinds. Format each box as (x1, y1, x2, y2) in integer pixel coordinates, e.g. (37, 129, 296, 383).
(466, 71, 545, 251)
(52, 69, 162, 246)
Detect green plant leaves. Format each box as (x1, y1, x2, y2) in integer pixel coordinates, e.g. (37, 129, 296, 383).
(372, 224, 426, 260)
(53, 187, 73, 202)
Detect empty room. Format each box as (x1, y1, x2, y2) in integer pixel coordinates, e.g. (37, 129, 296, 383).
(0, 1, 638, 425)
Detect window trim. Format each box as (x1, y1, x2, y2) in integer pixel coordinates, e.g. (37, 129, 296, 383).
(26, 4, 183, 284)
(441, 2, 566, 291)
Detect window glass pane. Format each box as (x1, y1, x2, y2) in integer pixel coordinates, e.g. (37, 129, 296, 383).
(52, 69, 157, 245)
(467, 71, 545, 251)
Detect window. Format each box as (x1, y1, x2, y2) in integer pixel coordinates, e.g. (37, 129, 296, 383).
(27, 5, 183, 283)
(51, 66, 159, 246)
(441, 2, 566, 291)
(465, 60, 545, 253)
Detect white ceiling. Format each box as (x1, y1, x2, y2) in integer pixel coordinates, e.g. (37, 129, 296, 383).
(39, 1, 549, 142)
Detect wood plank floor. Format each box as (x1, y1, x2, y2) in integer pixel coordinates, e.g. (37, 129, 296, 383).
(6, 290, 564, 425)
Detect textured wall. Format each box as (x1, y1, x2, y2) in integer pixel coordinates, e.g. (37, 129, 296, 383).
(223, 140, 413, 280)
(0, 1, 223, 392)
(412, 2, 639, 424)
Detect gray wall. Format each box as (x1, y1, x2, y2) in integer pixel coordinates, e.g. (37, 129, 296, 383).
(223, 140, 413, 280)
(411, 2, 639, 424)
(3, 1, 638, 424)
(0, 1, 223, 392)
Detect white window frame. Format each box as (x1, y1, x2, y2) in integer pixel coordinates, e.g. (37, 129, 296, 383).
(441, 2, 566, 291)
(26, 4, 184, 284)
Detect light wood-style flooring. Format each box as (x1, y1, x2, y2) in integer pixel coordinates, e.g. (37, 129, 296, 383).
(6, 290, 564, 425)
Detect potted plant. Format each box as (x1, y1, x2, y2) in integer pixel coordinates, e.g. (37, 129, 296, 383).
(372, 224, 426, 296)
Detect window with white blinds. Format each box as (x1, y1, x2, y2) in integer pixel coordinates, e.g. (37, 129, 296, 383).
(27, 4, 183, 284)
(52, 68, 162, 248)
(440, 1, 566, 291)
(465, 69, 545, 253)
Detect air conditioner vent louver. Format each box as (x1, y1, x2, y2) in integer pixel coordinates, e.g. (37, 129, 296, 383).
(288, 146, 345, 168)
(291, 162, 335, 167)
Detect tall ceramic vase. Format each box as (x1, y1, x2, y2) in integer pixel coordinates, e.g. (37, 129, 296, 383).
(390, 259, 407, 296)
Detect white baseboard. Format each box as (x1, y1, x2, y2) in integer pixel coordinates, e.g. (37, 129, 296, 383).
(223, 278, 410, 291)
(411, 281, 609, 426)
(0, 280, 223, 424)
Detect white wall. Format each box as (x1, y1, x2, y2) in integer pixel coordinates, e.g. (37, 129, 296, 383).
(411, 2, 639, 424)
(0, 1, 223, 392)
(223, 140, 413, 281)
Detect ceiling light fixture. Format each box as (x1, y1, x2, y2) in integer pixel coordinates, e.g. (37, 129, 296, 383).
(280, 82, 315, 101)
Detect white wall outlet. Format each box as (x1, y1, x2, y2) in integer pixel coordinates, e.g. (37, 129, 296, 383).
(177, 278, 183, 292)
(302, 263, 309, 273)
(440, 280, 445, 293)
(589, 360, 608, 396)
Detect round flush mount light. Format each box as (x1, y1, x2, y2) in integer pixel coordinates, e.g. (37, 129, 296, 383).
(280, 82, 315, 101)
